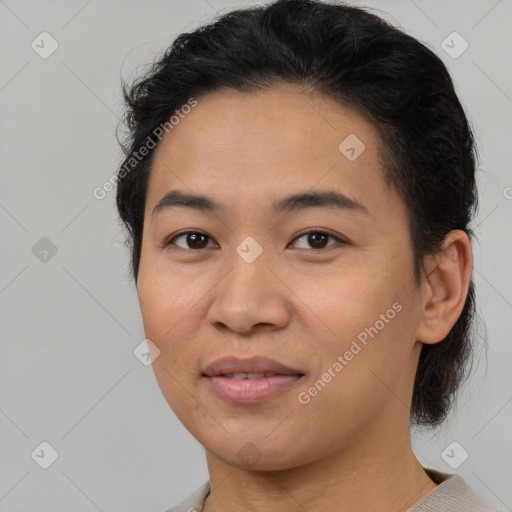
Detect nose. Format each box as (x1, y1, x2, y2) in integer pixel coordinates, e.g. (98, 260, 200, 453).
(206, 243, 292, 335)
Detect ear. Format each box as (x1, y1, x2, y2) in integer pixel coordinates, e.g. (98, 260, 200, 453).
(415, 229, 473, 345)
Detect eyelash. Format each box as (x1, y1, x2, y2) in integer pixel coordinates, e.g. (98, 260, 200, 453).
(164, 230, 346, 251)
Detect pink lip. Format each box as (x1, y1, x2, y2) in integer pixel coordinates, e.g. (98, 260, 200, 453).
(204, 374, 305, 404)
(202, 355, 303, 377)
(202, 356, 305, 404)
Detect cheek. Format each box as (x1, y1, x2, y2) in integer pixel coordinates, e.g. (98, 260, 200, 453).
(138, 275, 203, 413)
(309, 266, 398, 336)
(306, 262, 415, 383)
(138, 264, 196, 335)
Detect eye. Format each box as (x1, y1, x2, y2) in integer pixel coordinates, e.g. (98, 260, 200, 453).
(289, 230, 345, 250)
(165, 231, 217, 250)
(164, 229, 345, 251)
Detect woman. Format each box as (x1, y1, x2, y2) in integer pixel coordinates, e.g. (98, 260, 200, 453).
(115, 1, 498, 510)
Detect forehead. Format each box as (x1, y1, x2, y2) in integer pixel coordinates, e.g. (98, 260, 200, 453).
(147, 85, 397, 219)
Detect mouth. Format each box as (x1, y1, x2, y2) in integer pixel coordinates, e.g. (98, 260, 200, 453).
(202, 356, 305, 404)
(213, 372, 303, 379)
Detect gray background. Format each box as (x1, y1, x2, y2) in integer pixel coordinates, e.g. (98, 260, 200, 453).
(1, 0, 511, 511)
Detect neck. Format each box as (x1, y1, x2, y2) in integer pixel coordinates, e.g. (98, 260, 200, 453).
(203, 421, 437, 512)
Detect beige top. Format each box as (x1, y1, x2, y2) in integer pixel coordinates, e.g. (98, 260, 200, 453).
(162, 467, 500, 512)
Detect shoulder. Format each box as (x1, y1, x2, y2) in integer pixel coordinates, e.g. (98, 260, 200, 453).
(408, 467, 500, 512)
(159, 481, 210, 512)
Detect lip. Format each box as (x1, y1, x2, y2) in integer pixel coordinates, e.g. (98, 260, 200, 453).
(202, 356, 305, 405)
(202, 355, 303, 377)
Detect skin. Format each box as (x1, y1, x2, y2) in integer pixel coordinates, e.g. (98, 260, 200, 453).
(137, 84, 473, 512)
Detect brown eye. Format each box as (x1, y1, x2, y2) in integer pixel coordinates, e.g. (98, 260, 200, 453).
(290, 230, 344, 250)
(166, 231, 216, 250)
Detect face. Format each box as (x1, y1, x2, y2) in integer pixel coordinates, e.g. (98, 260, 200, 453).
(137, 84, 426, 470)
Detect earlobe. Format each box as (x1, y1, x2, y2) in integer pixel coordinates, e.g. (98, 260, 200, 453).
(415, 230, 473, 345)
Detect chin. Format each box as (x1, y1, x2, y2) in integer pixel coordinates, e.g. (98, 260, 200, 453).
(201, 432, 320, 472)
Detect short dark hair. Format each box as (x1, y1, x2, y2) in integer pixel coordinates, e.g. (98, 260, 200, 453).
(116, 0, 480, 428)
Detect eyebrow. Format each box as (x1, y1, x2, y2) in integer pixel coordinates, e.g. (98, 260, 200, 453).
(151, 189, 369, 219)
